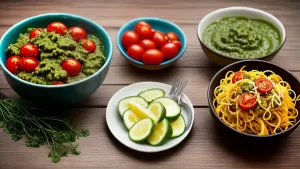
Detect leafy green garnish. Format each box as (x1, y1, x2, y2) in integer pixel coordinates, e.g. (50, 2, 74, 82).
(0, 94, 89, 163)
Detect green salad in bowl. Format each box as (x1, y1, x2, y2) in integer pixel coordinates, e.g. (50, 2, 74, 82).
(6, 22, 106, 85)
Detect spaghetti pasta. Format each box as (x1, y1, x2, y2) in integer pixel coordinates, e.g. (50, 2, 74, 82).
(213, 66, 300, 136)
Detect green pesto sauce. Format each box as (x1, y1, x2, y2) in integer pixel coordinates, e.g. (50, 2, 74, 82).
(6, 28, 106, 85)
(202, 17, 281, 59)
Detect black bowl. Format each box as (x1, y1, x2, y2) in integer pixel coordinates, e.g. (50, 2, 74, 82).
(208, 60, 300, 140)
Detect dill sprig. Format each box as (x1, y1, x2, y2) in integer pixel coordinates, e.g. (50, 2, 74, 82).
(0, 91, 89, 163)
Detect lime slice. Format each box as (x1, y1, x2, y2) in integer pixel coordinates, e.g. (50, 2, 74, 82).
(129, 118, 154, 142)
(170, 115, 186, 138)
(118, 96, 148, 116)
(148, 118, 173, 146)
(154, 97, 181, 122)
(148, 101, 166, 123)
(123, 109, 141, 130)
(138, 88, 165, 102)
(128, 101, 157, 122)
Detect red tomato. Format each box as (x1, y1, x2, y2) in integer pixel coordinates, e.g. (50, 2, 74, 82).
(61, 58, 82, 77)
(139, 39, 156, 51)
(238, 93, 258, 110)
(135, 25, 152, 40)
(232, 72, 245, 84)
(19, 57, 39, 73)
(121, 31, 139, 49)
(52, 81, 64, 85)
(82, 39, 96, 53)
(20, 44, 39, 59)
(166, 32, 179, 41)
(152, 32, 167, 49)
(127, 44, 144, 61)
(134, 21, 151, 32)
(68, 26, 87, 42)
(29, 28, 44, 40)
(172, 40, 182, 49)
(142, 49, 164, 65)
(47, 22, 67, 35)
(255, 78, 273, 94)
(161, 42, 179, 60)
(6, 56, 22, 74)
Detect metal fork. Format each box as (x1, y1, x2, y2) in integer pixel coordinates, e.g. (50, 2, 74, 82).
(168, 78, 193, 132)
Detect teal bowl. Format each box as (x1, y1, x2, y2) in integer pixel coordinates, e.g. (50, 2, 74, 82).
(0, 13, 113, 104)
(117, 17, 187, 70)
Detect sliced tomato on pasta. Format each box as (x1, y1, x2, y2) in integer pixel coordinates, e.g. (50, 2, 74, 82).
(238, 93, 258, 110)
(255, 78, 273, 94)
(232, 72, 245, 84)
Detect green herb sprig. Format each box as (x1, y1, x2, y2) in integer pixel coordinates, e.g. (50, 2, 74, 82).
(0, 92, 89, 163)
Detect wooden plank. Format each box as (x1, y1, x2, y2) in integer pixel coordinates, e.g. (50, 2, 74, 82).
(0, 68, 299, 107)
(0, 0, 300, 26)
(0, 108, 299, 169)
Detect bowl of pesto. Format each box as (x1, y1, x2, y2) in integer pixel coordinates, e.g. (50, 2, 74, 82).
(197, 7, 286, 67)
(0, 13, 113, 104)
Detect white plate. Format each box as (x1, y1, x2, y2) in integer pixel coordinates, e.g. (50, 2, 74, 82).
(106, 82, 195, 153)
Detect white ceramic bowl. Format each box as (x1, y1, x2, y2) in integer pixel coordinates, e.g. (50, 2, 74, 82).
(197, 7, 286, 67)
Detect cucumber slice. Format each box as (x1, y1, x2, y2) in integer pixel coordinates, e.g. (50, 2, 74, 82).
(118, 96, 148, 116)
(129, 118, 154, 142)
(148, 118, 173, 146)
(128, 101, 157, 122)
(170, 115, 186, 138)
(123, 109, 141, 130)
(138, 88, 165, 102)
(148, 101, 166, 123)
(153, 97, 181, 122)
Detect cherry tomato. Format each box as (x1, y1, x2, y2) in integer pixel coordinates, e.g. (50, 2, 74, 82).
(20, 44, 39, 59)
(238, 93, 258, 110)
(135, 25, 152, 40)
(164, 35, 169, 42)
(121, 31, 140, 49)
(134, 21, 151, 32)
(6, 56, 22, 74)
(166, 32, 179, 41)
(152, 32, 167, 49)
(47, 22, 67, 35)
(255, 78, 273, 94)
(161, 42, 179, 60)
(127, 44, 144, 61)
(68, 26, 87, 42)
(61, 58, 82, 77)
(19, 57, 39, 73)
(142, 49, 164, 65)
(232, 72, 245, 84)
(139, 39, 156, 51)
(29, 28, 44, 40)
(51, 81, 64, 85)
(172, 40, 182, 49)
(82, 39, 96, 53)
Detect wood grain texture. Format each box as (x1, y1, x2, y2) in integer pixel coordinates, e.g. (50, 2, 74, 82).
(1, 108, 300, 169)
(0, 0, 300, 168)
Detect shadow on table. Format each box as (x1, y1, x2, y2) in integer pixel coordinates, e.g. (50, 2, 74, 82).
(209, 121, 290, 164)
(103, 117, 195, 162)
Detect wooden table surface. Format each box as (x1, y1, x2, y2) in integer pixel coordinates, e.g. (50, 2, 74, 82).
(0, 0, 300, 168)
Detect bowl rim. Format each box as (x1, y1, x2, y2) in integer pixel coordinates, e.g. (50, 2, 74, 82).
(116, 17, 187, 66)
(197, 7, 287, 60)
(207, 60, 300, 138)
(0, 13, 113, 88)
